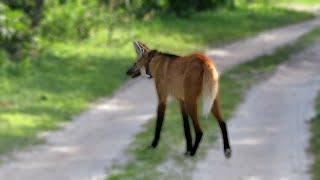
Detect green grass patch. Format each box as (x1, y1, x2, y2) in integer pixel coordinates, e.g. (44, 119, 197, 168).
(0, 7, 313, 157)
(280, 0, 320, 5)
(107, 27, 320, 180)
(309, 93, 320, 180)
(236, 0, 320, 6)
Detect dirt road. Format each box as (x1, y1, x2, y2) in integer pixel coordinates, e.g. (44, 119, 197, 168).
(193, 40, 320, 180)
(0, 18, 319, 180)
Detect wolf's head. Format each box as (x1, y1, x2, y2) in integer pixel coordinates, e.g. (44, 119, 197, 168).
(126, 41, 152, 78)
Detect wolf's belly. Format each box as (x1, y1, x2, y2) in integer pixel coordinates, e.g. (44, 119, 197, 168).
(167, 82, 184, 100)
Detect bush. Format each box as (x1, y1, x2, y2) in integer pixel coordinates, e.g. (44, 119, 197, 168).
(156, 0, 235, 17)
(40, 1, 99, 40)
(113, 0, 235, 18)
(1, 0, 44, 27)
(0, 3, 32, 57)
(0, 49, 9, 65)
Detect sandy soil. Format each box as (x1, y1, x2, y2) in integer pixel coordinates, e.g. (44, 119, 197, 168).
(0, 18, 319, 180)
(193, 41, 320, 180)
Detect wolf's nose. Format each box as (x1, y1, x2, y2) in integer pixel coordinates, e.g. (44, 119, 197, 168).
(126, 68, 132, 75)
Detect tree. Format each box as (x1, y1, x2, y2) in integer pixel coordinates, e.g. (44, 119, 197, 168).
(1, 0, 44, 28)
(0, 2, 32, 57)
(167, 0, 235, 17)
(31, 0, 44, 28)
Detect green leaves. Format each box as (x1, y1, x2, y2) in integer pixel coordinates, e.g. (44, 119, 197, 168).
(0, 2, 31, 57)
(40, 1, 99, 40)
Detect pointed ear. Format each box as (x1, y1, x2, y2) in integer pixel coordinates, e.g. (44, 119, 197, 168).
(137, 41, 150, 52)
(133, 41, 150, 57)
(133, 41, 143, 57)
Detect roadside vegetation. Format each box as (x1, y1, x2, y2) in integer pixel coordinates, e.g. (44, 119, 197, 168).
(279, 0, 320, 5)
(0, 0, 315, 158)
(108, 27, 320, 180)
(310, 92, 320, 180)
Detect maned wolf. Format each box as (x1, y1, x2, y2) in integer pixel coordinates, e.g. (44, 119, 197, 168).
(126, 42, 231, 157)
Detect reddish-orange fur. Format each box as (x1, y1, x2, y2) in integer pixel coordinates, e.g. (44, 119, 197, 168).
(126, 42, 231, 157)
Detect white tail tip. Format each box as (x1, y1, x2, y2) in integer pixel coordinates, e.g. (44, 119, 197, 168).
(202, 96, 214, 118)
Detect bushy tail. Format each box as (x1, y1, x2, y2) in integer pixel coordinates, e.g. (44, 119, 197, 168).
(202, 63, 219, 117)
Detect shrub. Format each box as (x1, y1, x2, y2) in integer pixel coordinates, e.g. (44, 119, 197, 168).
(0, 3, 32, 58)
(40, 1, 99, 40)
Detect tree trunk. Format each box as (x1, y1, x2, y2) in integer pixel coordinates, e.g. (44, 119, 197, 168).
(31, 0, 44, 28)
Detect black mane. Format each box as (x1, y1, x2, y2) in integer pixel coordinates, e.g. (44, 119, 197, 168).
(158, 52, 180, 59)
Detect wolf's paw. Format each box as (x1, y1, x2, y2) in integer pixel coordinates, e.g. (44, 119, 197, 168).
(224, 148, 232, 158)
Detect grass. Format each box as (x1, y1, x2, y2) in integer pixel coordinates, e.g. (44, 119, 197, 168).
(309, 93, 320, 180)
(0, 7, 313, 157)
(107, 27, 320, 180)
(280, 0, 320, 5)
(236, 0, 320, 6)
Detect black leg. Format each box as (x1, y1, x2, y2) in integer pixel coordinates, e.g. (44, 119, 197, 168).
(190, 132, 203, 156)
(150, 102, 166, 148)
(186, 100, 203, 156)
(179, 100, 192, 155)
(212, 98, 231, 158)
(218, 121, 231, 158)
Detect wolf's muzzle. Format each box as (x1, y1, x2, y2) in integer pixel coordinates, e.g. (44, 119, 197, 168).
(126, 67, 141, 78)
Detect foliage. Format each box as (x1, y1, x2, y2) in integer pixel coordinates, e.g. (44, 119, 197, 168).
(40, 1, 100, 40)
(38, 0, 237, 40)
(308, 28, 320, 178)
(169, 0, 235, 16)
(235, 0, 320, 6)
(1, 0, 44, 27)
(1, 0, 35, 19)
(0, 6, 312, 157)
(97, 0, 235, 18)
(132, 0, 236, 17)
(0, 2, 31, 57)
(310, 93, 320, 180)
